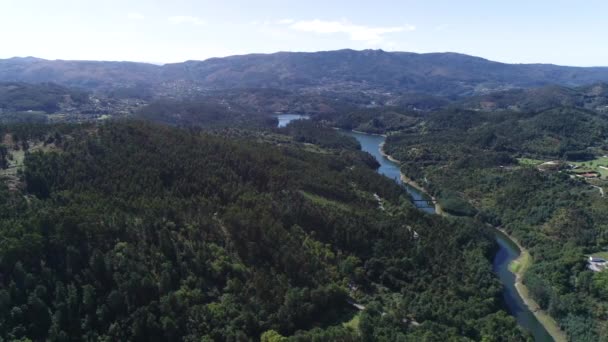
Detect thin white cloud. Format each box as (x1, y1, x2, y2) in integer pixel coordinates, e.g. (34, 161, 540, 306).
(251, 20, 294, 39)
(283, 19, 414, 44)
(434, 24, 449, 32)
(127, 12, 145, 20)
(168, 16, 206, 26)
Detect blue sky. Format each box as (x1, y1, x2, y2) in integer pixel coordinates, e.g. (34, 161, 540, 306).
(1, 0, 607, 66)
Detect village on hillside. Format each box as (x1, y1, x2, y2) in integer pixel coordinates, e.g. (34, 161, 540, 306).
(518, 156, 608, 197)
(517, 157, 608, 273)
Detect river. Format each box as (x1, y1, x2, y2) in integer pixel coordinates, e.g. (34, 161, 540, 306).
(493, 231, 554, 341)
(276, 114, 552, 341)
(339, 131, 436, 213)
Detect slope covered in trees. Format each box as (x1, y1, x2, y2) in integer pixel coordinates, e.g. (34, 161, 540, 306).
(0, 121, 527, 341)
(0, 82, 89, 114)
(457, 83, 608, 113)
(135, 98, 276, 129)
(384, 104, 608, 340)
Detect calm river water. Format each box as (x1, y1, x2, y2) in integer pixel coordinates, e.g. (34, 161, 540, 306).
(277, 114, 552, 341)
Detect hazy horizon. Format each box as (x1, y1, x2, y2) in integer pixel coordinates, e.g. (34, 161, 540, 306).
(4, 48, 608, 68)
(2, 0, 608, 67)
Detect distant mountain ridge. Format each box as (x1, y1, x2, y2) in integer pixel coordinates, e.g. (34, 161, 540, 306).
(3, 49, 608, 97)
(0, 57, 160, 91)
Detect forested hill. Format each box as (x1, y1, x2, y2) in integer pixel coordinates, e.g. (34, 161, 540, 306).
(0, 57, 160, 92)
(0, 82, 89, 113)
(383, 102, 608, 339)
(457, 83, 608, 112)
(0, 121, 527, 341)
(3, 50, 608, 97)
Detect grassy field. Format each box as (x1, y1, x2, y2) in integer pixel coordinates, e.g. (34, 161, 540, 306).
(517, 157, 545, 166)
(299, 191, 352, 211)
(590, 251, 608, 260)
(342, 312, 361, 333)
(517, 156, 608, 180)
(572, 156, 608, 177)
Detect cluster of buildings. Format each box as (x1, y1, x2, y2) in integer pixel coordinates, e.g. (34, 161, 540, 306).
(537, 160, 603, 179)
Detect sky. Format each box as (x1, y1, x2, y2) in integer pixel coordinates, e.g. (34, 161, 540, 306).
(1, 0, 607, 66)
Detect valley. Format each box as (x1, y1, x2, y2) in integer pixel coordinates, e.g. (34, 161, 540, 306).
(1, 49, 608, 341)
(347, 123, 559, 341)
(281, 114, 562, 341)
(4, 0, 608, 340)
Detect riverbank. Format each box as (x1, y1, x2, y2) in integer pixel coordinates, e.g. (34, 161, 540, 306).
(379, 142, 400, 163)
(379, 143, 444, 215)
(495, 229, 568, 342)
(352, 129, 387, 137)
(342, 126, 561, 339)
(378, 139, 564, 340)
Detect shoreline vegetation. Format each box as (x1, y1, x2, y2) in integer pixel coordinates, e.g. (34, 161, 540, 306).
(352, 129, 387, 137)
(380, 141, 567, 341)
(332, 127, 388, 137)
(495, 229, 568, 342)
(379, 142, 443, 215)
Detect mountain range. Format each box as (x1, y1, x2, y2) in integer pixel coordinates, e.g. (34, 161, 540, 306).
(3, 50, 608, 97)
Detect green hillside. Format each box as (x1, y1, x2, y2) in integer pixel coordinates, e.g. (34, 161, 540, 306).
(0, 121, 525, 341)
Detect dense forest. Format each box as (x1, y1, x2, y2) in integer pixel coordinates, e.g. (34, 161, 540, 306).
(135, 99, 276, 129)
(384, 104, 608, 341)
(0, 120, 529, 341)
(2, 71, 607, 341)
(318, 107, 422, 135)
(457, 83, 608, 113)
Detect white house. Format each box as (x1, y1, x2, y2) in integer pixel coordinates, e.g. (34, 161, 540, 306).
(589, 256, 606, 263)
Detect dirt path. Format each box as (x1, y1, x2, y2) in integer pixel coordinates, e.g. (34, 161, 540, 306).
(591, 185, 604, 197)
